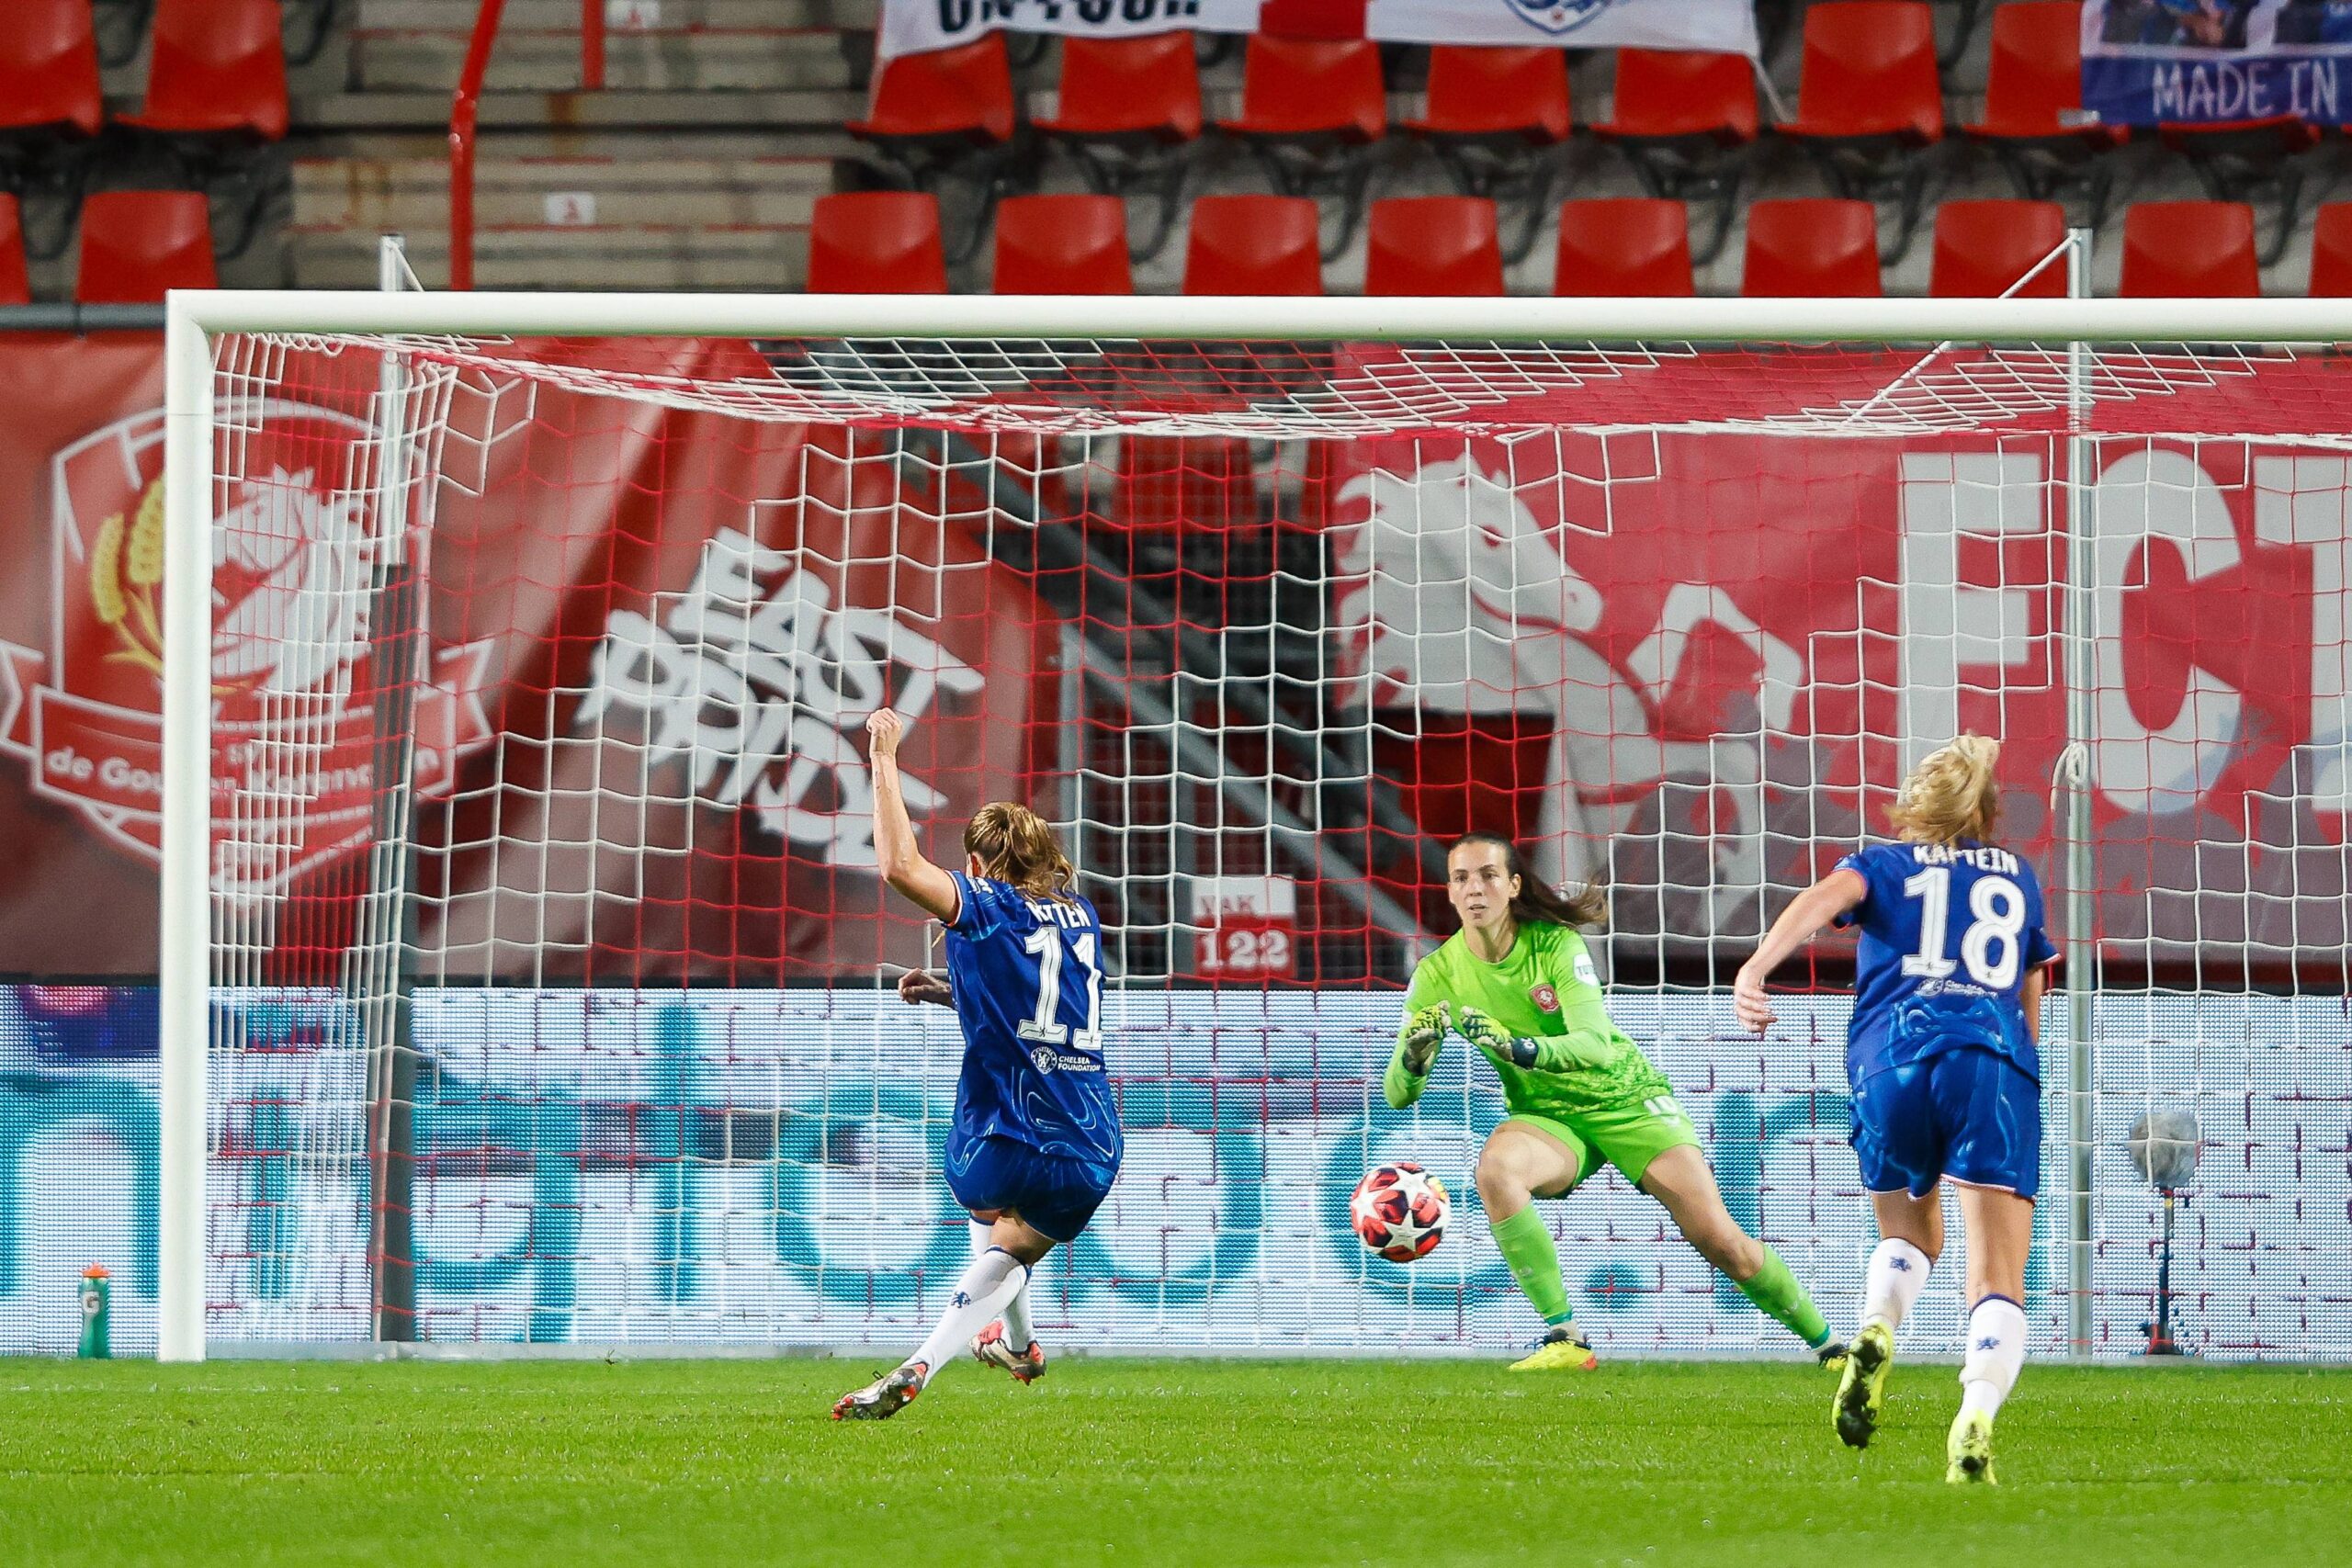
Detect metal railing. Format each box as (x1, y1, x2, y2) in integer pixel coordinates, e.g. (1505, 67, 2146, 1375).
(0, 304, 169, 332)
(450, 0, 605, 291)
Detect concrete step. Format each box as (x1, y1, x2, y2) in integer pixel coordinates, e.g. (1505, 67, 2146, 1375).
(292, 154, 835, 231)
(356, 0, 878, 29)
(287, 221, 810, 290)
(294, 87, 865, 131)
(353, 27, 859, 92)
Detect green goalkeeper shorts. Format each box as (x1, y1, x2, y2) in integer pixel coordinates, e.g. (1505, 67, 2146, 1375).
(1503, 1097, 1702, 1190)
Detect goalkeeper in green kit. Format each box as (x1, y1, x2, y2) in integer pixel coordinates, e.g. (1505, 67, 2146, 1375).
(1389, 833, 1845, 1372)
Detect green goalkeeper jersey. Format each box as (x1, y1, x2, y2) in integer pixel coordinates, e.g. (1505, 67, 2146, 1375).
(1386, 921, 1671, 1117)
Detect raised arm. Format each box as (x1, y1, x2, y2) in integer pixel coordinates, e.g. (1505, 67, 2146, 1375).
(1732, 868, 1868, 1034)
(865, 707, 961, 926)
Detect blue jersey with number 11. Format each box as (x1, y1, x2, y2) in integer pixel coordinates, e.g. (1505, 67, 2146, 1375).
(942, 872, 1123, 1168)
(1834, 840, 2058, 1086)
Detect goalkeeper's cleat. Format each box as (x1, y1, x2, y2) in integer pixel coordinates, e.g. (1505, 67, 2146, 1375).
(971, 1322, 1047, 1384)
(1815, 1337, 1851, 1371)
(831, 1362, 926, 1421)
(1507, 1325, 1599, 1372)
(1946, 1407, 1997, 1485)
(1833, 1322, 1894, 1449)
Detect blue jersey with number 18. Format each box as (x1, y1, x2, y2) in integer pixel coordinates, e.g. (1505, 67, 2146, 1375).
(941, 872, 1124, 1168)
(1833, 840, 2058, 1087)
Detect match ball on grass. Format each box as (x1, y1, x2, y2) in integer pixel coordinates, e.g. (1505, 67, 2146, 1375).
(1351, 1162, 1450, 1262)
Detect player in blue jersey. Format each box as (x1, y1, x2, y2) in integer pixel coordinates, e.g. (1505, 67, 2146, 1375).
(1734, 736, 2055, 1484)
(831, 707, 1123, 1421)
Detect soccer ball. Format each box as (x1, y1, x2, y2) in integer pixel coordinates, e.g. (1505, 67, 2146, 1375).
(1351, 1162, 1450, 1262)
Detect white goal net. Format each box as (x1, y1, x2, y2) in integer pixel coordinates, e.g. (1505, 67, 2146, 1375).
(154, 296, 2352, 1362)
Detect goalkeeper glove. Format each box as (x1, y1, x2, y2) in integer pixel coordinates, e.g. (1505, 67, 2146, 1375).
(1398, 1005, 1447, 1076)
(1453, 1005, 1613, 1074)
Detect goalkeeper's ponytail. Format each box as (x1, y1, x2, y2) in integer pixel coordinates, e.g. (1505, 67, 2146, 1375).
(1450, 832, 1607, 929)
(965, 801, 1080, 905)
(1888, 733, 2002, 845)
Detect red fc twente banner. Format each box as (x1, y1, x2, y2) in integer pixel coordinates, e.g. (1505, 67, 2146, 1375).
(0, 336, 2345, 977)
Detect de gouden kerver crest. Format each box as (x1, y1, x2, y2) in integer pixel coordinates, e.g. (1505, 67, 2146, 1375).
(0, 403, 492, 902)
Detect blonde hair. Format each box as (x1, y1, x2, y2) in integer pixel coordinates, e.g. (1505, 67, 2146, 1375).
(964, 801, 1079, 903)
(1887, 734, 2001, 845)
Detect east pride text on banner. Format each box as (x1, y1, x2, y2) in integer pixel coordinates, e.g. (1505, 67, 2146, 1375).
(2082, 0, 2352, 126)
(876, 0, 1758, 62)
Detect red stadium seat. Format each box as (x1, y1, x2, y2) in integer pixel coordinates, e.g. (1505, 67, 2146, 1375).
(118, 0, 290, 141)
(1036, 33, 1202, 146)
(1969, 3, 2117, 142)
(806, 192, 946, 293)
(1183, 196, 1321, 296)
(1218, 37, 1385, 252)
(1928, 199, 2069, 298)
(2309, 203, 2352, 297)
(1965, 3, 2126, 221)
(2156, 106, 2321, 267)
(991, 195, 1131, 294)
(1553, 199, 1693, 297)
(0, 0, 104, 139)
(1407, 46, 1570, 147)
(2120, 201, 2259, 298)
(1777, 4, 1943, 259)
(1781, 2, 1944, 145)
(0, 195, 29, 306)
(74, 191, 218, 304)
(851, 36, 1018, 148)
(1364, 197, 1503, 297)
(1593, 49, 1759, 145)
(1218, 37, 1385, 143)
(1590, 51, 1759, 265)
(1743, 199, 1881, 297)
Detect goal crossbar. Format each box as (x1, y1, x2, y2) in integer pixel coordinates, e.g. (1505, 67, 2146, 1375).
(163, 288, 2352, 345)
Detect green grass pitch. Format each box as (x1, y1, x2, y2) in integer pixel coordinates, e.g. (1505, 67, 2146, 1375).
(2, 1358, 2345, 1566)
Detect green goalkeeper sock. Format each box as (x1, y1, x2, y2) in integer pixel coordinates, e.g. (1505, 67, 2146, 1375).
(1737, 1244, 1832, 1349)
(1491, 1205, 1575, 1328)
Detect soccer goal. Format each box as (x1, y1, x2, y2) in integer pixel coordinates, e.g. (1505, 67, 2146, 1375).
(154, 286, 2352, 1363)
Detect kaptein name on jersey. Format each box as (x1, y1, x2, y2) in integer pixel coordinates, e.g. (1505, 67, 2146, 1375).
(1905, 843, 2022, 875)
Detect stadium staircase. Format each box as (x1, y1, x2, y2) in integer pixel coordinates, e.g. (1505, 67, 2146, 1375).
(287, 0, 870, 288)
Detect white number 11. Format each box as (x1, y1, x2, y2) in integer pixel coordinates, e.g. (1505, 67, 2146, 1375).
(1019, 928, 1102, 1050)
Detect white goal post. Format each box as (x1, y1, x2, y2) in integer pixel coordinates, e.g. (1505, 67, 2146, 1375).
(157, 286, 2352, 1363)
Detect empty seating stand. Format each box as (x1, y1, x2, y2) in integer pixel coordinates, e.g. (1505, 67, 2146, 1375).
(990, 194, 1132, 294)
(1590, 49, 1760, 264)
(1406, 46, 1570, 260)
(1778, 3, 1945, 258)
(1743, 198, 1882, 297)
(2120, 201, 2260, 297)
(75, 190, 218, 304)
(1035, 33, 1203, 257)
(2309, 203, 2352, 297)
(1218, 37, 1385, 255)
(1183, 196, 1321, 296)
(850, 34, 1022, 216)
(1364, 197, 1505, 297)
(115, 0, 290, 256)
(1553, 199, 1694, 297)
(806, 192, 947, 293)
(119, 0, 289, 141)
(1929, 199, 2070, 298)
(1965, 2, 2126, 222)
(0, 0, 105, 145)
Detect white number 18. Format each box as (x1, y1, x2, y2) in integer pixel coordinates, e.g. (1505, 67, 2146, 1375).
(1901, 867, 2026, 989)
